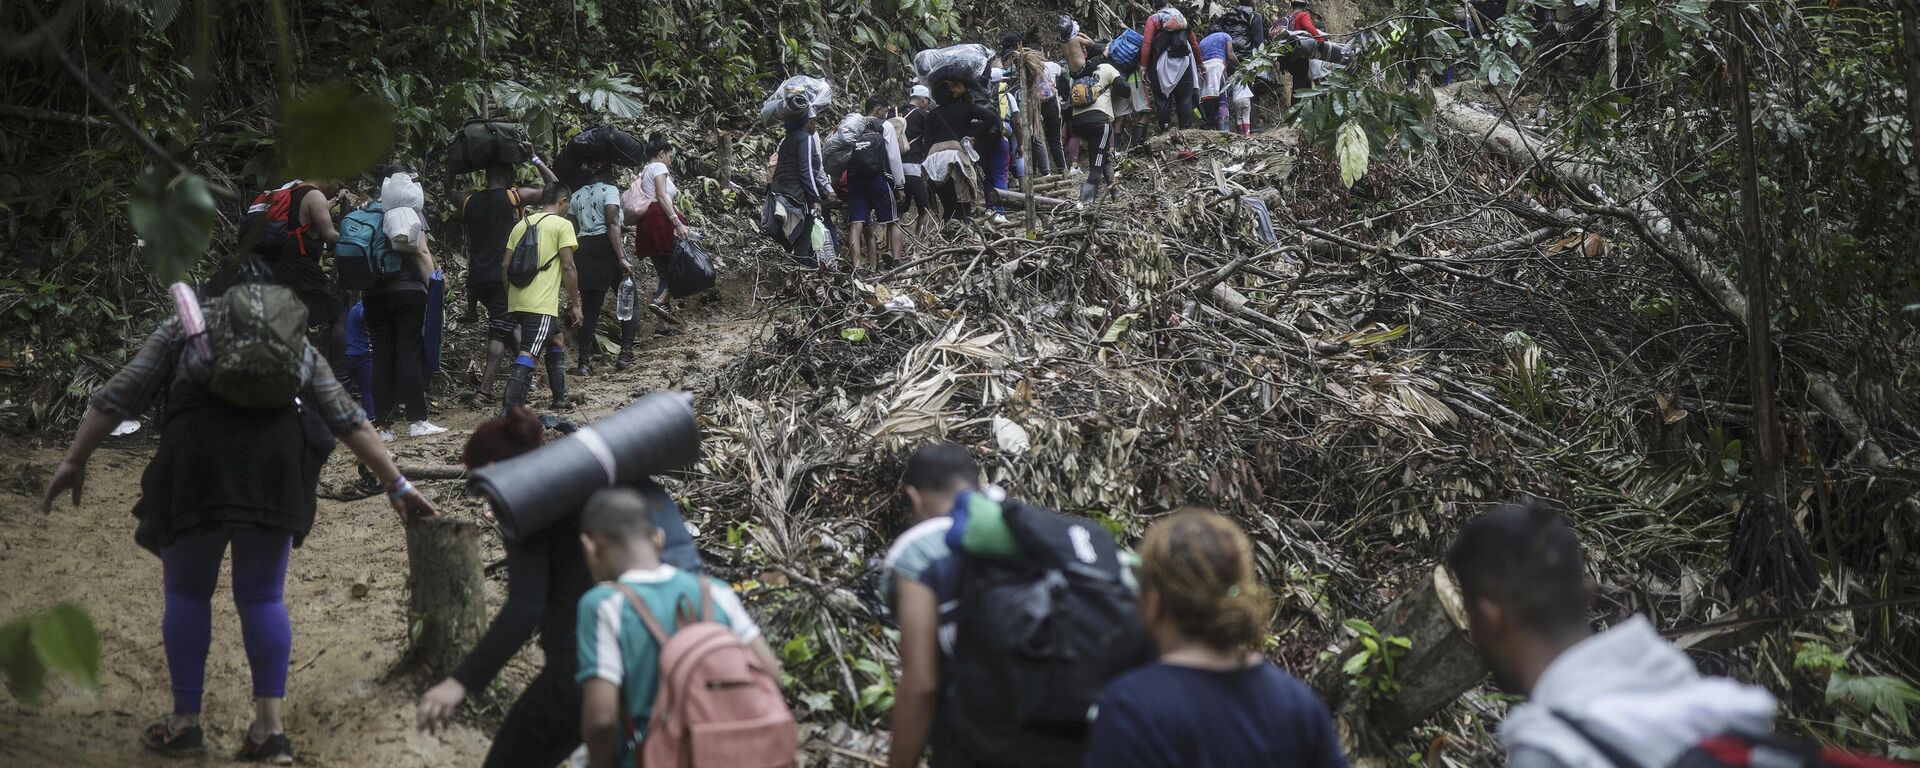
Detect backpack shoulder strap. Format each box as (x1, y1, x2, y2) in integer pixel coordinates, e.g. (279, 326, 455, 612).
(1549, 710, 1650, 768)
(613, 582, 671, 646)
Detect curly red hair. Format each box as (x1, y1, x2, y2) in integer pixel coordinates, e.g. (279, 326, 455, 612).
(462, 406, 545, 470)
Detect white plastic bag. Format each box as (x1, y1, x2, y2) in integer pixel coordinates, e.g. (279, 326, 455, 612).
(914, 44, 992, 86)
(380, 172, 426, 252)
(761, 75, 835, 126)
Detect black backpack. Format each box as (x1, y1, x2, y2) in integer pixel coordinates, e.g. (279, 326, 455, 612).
(848, 119, 891, 177)
(1219, 6, 1263, 56)
(945, 500, 1154, 767)
(505, 213, 558, 288)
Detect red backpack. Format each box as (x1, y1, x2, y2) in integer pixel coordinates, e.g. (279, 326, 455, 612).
(614, 582, 797, 768)
(239, 181, 317, 257)
(1555, 711, 1917, 768)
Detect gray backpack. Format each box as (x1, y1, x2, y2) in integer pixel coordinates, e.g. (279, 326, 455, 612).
(192, 283, 308, 409)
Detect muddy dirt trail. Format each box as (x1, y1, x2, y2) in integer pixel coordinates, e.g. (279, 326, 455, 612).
(0, 276, 768, 767)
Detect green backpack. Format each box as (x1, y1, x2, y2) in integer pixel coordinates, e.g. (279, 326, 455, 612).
(198, 283, 309, 410)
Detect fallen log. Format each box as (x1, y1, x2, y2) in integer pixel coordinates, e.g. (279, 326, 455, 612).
(398, 464, 467, 480)
(1312, 565, 1487, 756)
(404, 515, 487, 679)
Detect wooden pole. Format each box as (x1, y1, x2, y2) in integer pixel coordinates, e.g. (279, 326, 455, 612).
(404, 515, 488, 679)
(1021, 54, 1041, 235)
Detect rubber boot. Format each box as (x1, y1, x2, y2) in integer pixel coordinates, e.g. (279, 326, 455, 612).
(501, 361, 535, 413)
(545, 347, 571, 410)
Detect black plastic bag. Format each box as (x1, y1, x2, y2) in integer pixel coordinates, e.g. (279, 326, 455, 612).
(555, 124, 649, 188)
(665, 238, 717, 298)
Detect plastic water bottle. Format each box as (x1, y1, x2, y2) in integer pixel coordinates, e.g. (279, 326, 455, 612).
(615, 276, 637, 322)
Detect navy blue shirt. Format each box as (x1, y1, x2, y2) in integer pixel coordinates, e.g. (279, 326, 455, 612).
(1084, 661, 1348, 768)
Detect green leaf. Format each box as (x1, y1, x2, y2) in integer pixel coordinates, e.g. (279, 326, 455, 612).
(798, 691, 835, 713)
(1099, 313, 1137, 344)
(858, 681, 891, 709)
(282, 85, 396, 180)
(1388, 636, 1413, 649)
(29, 603, 99, 691)
(781, 635, 816, 664)
(1341, 649, 1372, 675)
(130, 168, 217, 284)
(851, 657, 886, 679)
(841, 328, 868, 343)
(0, 616, 45, 705)
(1336, 121, 1369, 189)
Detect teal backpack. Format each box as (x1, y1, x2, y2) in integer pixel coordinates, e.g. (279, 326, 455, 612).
(335, 201, 403, 290)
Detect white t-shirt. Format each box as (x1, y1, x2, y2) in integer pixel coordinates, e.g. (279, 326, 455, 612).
(627, 162, 676, 217)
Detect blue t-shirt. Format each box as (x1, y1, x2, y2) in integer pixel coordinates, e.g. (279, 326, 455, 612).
(1084, 661, 1348, 768)
(1200, 32, 1233, 62)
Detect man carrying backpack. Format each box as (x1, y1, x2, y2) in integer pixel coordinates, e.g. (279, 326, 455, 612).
(499, 186, 581, 414)
(339, 167, 447, 440)
(846, 95, 906, 273)
(575, 488, 789, 768)
(1446, 502, 1782, 768)
(885, 443, 1150, 768)
(463, 153, 558, 408)
(1066, 58, 1126, 203)
(901, 85, 938, 229)
(1140, 7, 1203, 132)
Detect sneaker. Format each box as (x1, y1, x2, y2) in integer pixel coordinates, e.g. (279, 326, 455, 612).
(549, 397, 575, 411)
(378, 429, 396, 443)
(647, 302, 676, 324)
(407, 421, 449, 438)
(142, 721, 205, 757)
(572, 363, 591, 377)
(614, 350, 636, 370)
(236, 731, 294, 765)
(990, 213, 1011, 225)
(466, 392, 494, 410)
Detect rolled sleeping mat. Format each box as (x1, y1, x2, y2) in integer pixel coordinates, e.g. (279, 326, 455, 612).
(469, 390, 702, 541)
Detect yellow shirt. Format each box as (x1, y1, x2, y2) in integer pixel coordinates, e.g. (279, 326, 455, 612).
(505, 212, 578, 316)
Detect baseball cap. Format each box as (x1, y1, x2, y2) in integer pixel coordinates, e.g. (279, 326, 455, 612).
(911, 84, 932, 99)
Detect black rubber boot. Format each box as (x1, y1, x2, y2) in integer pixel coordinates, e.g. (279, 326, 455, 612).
(502, 363, 534, 413)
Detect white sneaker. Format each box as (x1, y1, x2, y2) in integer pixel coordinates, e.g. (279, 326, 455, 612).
(378, 429, 396, 443)
(407, 421, 449, 438)
(990, 213, 1011, 225)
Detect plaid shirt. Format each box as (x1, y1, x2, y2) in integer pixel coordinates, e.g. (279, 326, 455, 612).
(91, 304, 366, 436)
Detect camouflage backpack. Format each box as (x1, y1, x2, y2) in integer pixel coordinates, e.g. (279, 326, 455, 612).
(196, 283, 308, 409)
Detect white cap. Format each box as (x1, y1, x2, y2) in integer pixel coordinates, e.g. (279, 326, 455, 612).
(911, 84, 932, 99)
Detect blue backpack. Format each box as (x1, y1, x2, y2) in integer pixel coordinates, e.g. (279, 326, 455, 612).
(335, 202, 403, 290)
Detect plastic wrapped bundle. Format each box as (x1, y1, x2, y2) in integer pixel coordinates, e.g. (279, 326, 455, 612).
(380, 173, 426, 252)
(468, 391, 702, 541)
(914, 44, 992, 89)
(761, 75, 834, 127)
(821, 112, 870, 177)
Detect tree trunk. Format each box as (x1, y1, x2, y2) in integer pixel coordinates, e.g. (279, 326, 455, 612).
(1726, 22, 1816, 606)
(1605, 0, 1619, 89)
(404, 515, 488, 679)
(1312, 565, 1487, 756)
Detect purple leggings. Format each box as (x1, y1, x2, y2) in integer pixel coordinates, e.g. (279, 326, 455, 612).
(161, 528, 293, 715)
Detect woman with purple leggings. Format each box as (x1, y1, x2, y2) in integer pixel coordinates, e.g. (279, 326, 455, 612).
(40, 284, 436, 764)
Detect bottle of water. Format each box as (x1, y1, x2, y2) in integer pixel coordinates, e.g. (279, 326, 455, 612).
(616, 276, 637, 322)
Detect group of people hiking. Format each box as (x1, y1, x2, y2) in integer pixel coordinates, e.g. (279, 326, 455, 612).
(43, 371, 1824, 768)
(761, 0, 1342, 271)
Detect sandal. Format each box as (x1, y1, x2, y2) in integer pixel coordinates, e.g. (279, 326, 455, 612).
(237, 730, 294, 765)
(142, 720, 205, 757)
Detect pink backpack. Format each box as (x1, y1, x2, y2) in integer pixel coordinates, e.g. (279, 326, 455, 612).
(614, 582, 798, 768)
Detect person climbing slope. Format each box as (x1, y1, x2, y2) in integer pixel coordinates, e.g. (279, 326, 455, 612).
(1084, 509, 1348, 768)
(921, 79, 1001, 223)
(846, 95, 906, 272)
(1066, 55, 1126, 203)
(626, 136, 694, 328)
(415, 409, 707, 767)
(1140, 7, 1203, 131)
(464, 152, 558, 408)
(41, 283, 436, 765)
(500, 185, 581, 413)
(901, 85, 938, 228)
(571, 161, 637, 374)
(1197, 29, 1239, 131)
(575, 487, 787, 768)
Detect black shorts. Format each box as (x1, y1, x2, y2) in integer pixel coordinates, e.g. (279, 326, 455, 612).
(472, 281, 514, 342)
(903, 173, 933, 217)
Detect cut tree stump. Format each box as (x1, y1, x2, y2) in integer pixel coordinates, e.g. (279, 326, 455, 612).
(1312, 565, 1487, 756)
(404, 515, 487, 680)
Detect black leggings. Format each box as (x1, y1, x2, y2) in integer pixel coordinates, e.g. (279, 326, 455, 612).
(1153, 74, 1199, 130)
(1070, 116, 1115, 201)
(1039, 97, 1066, 172)
(577, 286, 640, 363)
(934, 178, 970, 221)
(364, 289, 428, 423)
(480, 664, 581, 768)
